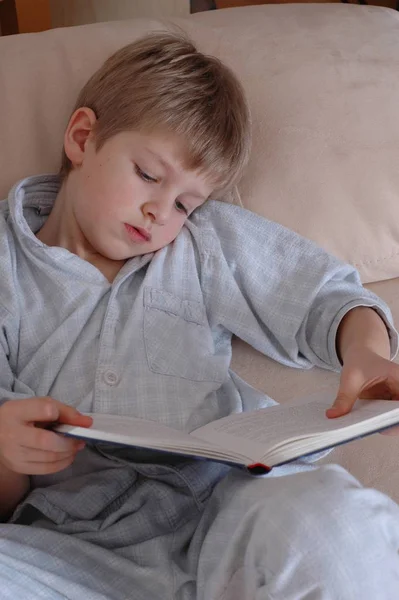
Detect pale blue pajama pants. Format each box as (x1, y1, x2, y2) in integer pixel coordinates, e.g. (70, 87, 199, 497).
(195, 464, 399, 599)
(0, 463, 398, 599)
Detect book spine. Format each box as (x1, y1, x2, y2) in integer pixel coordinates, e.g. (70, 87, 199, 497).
(247, 463, 271, 476)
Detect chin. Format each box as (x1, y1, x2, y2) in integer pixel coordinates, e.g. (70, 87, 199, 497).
(107, 251, 136, 261)
(94, 246, 131, 262)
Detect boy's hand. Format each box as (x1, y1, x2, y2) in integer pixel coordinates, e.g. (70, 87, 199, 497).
(0, 397, 93, 475)
(326, 346, 399, 435)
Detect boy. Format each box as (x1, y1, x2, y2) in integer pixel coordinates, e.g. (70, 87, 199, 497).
(0, 31, 399, 599)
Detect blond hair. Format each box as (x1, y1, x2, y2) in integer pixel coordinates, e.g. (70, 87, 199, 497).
(60, 31, 251, 192)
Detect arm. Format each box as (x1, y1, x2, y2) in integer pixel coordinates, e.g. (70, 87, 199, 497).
(0, 396, 92, 521)
(326, 306, 399, 418)
(337, 306, 391, 363)
(188, 201, 397, 372)
(0, 220, 90, 520)
(0, 304, 32, 519)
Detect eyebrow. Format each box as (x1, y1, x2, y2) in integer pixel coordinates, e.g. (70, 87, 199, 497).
(144, 148, 208, 202)
(145, 149, 174, 173)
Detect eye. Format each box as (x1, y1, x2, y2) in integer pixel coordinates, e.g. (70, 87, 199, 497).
(175, 200, 188, 215)
(135, 164, 157, 183)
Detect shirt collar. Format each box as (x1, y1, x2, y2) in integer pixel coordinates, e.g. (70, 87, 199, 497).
(4, 173, 61, 245)
(3, 173, 155, 282)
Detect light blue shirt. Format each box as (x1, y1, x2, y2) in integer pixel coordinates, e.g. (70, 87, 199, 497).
(1, 174, 398, 598)
(0, 174, 397, 436)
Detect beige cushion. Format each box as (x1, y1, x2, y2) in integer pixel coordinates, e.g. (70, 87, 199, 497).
(191, 5, 399, 284)
(1, 5, 399, 282)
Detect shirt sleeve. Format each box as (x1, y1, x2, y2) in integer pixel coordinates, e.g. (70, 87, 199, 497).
(0, 210, 35, 404)
(190, 201, 398, 372)
(0, 304, 33, 405)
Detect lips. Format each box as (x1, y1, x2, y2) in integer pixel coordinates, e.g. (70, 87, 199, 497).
(135, 226, 151, 241)
(124, 223, 152, 243)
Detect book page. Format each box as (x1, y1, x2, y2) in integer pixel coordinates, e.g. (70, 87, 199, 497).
(193, 391, 399, 464)
(55, 413, 249, 463)
(55, 413, 212, 451)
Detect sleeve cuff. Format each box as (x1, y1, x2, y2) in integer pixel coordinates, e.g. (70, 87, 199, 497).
(328, 300, 399, 371)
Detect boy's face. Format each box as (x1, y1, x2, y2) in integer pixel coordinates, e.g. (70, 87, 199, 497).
(62, 109, 213, 262)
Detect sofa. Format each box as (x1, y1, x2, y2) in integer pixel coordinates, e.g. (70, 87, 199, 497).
(1, 3, 399, 501)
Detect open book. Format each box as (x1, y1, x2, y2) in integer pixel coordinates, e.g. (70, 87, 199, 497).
(54, 392, 399, 475)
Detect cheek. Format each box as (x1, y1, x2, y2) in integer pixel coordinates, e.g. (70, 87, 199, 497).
(80, 181, 109, 219)
(160, 216, 186, 242)
(81, 166, 132, 216)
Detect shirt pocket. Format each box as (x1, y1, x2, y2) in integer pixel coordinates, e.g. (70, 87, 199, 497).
(143, 286, 226, 383)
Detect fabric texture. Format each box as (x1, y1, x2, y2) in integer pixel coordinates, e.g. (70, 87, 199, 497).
(0, 174, 399, 597)
(1, 174, 397, 424)
(1, 464, 399, 599)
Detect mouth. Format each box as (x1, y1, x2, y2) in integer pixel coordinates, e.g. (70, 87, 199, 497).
(124, 223, 152, 243)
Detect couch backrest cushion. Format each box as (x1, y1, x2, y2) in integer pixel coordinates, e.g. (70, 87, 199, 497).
(1, 5, 399, 282)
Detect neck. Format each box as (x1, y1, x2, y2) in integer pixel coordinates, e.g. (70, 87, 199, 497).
(36, 178, 125, 283)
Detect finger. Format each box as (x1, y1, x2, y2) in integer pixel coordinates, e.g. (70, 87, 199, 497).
(359, 382, 394, 400)
(56, 404, 93, 428)
(30, 398, 93, 427)
(16, 456, 78, 476)
(326, 368, 363, 418)
(6, 397, 93, 428)
(326, 395, 357, 419)
(9, 446, 84, 466)
(386, 372, 399, 400)
(19, 426, 86, 453)
(380, 425, 399, 436)
(6, 397, 61, 423)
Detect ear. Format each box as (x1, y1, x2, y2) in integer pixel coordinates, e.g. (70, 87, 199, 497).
(63, 107, 97, 168)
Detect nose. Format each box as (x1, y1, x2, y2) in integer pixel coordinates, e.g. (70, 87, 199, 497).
(141, 199, 171, 226)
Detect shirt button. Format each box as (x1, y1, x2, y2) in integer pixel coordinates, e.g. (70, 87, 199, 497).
(103, 370, 118, 386)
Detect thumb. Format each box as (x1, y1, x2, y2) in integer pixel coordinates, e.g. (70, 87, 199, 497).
(326, 369, 362, 419)
(52, 401, 93, 428)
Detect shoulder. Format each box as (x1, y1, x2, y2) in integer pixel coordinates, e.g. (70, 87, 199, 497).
(0, 197, 10, 224)
(0, 198, 14, 252)
(190, 199, 260, 227)
(187, 199, 263, 240)
(0, 195, 18, 316)
(185, 199, 349, 277)
(185, 199, 292, 257)
(188, 199, 290, 237)
(0, 191, 15, 242)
